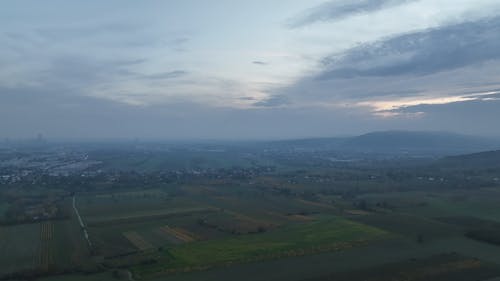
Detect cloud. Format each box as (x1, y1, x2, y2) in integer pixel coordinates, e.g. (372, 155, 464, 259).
(2, 1, 500, 139)
(319, 16, 500, 80)
(252, 61, 269, 66)
(238, 96, 258, 101)
(289, 0, 416, 28)
(33, 56, 145, 92)
(142, 70, 188, 80)
(167, 37, 190, 52)
(253, 95, 290, 107)
(35, 22, 143, 41)
(382, 98, 500, 136)
(275, 15, 500, 112)
(364, 90, 500, 112)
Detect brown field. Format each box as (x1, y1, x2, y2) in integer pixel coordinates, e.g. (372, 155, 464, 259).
(123, 231, 154, 251)
(159, 226, 197, 243)
(345, 209, 371, 216)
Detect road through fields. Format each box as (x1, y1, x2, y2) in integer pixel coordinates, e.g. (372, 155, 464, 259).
(73, 196, 92, 248)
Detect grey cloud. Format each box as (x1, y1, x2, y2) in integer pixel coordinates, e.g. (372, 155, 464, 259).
(253, 95, 290, 107)
(280, 61, 500, 107)
(4, 32, 24, 40)
(22, 21, 184, 50)
(142, 70, 188, 80)
(277, 16, 500, 112)
(2, 31, 45, 55)
(113, 58, 148, 66)
(35, 22, 144, 41)
(319, 17, 500, 80)
(0, 54, 157, 109)
(289, 0, 416, 28)
(38, 56, 143, 89)
(238, 96, 257, 101)
(166, 37, 190, 52)
(252, 61, 269, 66)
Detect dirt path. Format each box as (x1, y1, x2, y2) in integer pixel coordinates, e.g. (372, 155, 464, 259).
(72, 196, 92, 248)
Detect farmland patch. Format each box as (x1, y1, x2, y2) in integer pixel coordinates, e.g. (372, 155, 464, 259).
(159, 226, 197, 243)
(133, 217, 389, 277)
(39, 221, 54, 271)
(0, 223, 41, 275)
(123, 231, 154, 251)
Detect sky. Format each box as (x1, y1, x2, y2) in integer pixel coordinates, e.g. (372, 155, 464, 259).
(1, 0, 500, 140)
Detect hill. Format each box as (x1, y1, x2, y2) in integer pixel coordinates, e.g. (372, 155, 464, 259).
(267, 131, 500, 155)
(341, 131, 500, 154)
(438, 150, 500, 169)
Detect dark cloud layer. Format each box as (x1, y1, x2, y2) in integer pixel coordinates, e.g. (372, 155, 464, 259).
(289, 0, 416, 27)
(319, 17, 500, 79)
(272, 16, 500, 109)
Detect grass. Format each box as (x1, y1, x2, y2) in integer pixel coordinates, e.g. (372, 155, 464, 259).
(0, 201, 9, 220)
(78, 194, 201, 219)
(51, 218, 92, 270)
(0, 223, 40, 275)
(143, 238, 462, 281)
(133, 217, 388, 277)
(361, 189, 500, 223)
(304, 253, 500, 281)
(38, 271, 119, 281)
(353, 213, 459, 242)
(439, 216, 500, 245)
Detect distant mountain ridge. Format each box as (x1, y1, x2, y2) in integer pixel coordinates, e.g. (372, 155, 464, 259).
(342, 131, 500, 153)
(269, 131, 500, 155)
(438, 150, 500, 169)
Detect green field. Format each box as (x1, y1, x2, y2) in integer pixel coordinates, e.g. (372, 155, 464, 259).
(133, 217, 388, 277)
(146, 238, 500, 281)
(0, 201, 9, 220)
(0, 223, 40, 275)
